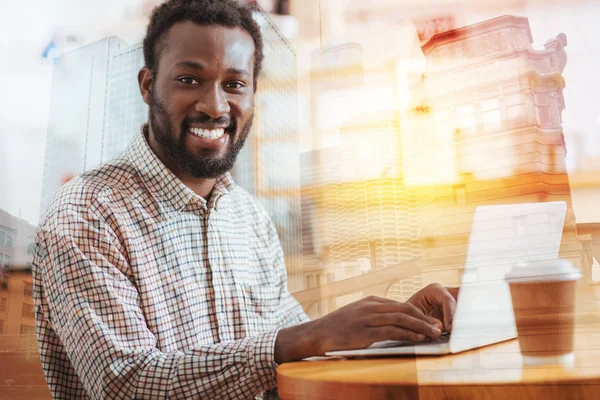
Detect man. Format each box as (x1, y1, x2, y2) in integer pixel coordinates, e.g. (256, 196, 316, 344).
(33, 1, 457, 399)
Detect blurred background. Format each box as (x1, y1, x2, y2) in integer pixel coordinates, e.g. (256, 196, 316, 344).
(1, 0, 600, 398)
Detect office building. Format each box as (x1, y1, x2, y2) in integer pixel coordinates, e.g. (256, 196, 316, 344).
(405, 16, 594, 302)
(102, 42, 147, 162)
(0, 206, 39, 349)
(292, 15, 599, 316)
(0, 208, 44, 396)
(234, 3, 303, 291)
(39, 37, 133, 218)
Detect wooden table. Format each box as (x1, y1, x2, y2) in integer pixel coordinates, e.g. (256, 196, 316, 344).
(277, 324, 600, 399)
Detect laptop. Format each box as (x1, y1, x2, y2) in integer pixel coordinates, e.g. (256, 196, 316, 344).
(326, 201, 567, 357)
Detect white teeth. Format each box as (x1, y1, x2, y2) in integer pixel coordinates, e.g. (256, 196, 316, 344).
(190, 127, 225, 140)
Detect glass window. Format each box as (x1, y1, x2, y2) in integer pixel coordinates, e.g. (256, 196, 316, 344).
(22, 303, 35, 319)
(508, 105, 526, 126)
(0, 297, 7, 312)
(0, 319, 4, 334)
(458, 104, 474, 116)
(482, 99, 500, 132)
(506, 93, 524, 107)
(23, 282, 33, 297)
(315, 302, 322, 317)
(4, 256, 10, 268)
(481, 99, 498, 112)
(20, 324, 36, 335)
(458, 104, 476, 137)
(6, 238, 12, 249)
(0, 275, 8, 290)
(0, 232, 4, 246)
(305, 274, 316, 289)
(483, 110, 501, 132)
(458, 115, 476, 137)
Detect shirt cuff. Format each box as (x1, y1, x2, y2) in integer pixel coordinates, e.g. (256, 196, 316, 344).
(248, 329, 281, 393)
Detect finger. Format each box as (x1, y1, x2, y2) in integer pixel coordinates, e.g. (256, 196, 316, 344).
(362, 295, 398, 305)
(446, 287, 459, 300)
(368, 312, 442, 338)
(365, 298, 444, 330)
(427, 285, 457, 333)
(372, 325, 428, 343)
(374, 302, 443, 329)
(401, 301, 445, 328)
(372, 301, 431, 320)
(442, 293, 457, 333)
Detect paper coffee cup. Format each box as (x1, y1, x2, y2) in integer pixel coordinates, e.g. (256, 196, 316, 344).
(505, 259, 581, 366)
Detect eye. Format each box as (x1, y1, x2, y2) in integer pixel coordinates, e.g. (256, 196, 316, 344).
(225, 82, 245, 89)
(177, 77, 199, 85)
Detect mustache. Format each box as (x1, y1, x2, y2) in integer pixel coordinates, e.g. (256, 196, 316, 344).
(183, 115, 234, 130)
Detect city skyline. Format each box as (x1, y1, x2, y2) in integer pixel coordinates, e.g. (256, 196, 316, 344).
(292, 14, 600, 318)
(2, 1, 600, 226)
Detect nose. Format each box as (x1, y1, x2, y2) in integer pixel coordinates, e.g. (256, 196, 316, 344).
(195, 82, 230, 118)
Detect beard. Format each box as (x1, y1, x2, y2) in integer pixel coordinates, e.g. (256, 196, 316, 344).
(148, 92, 253, 179)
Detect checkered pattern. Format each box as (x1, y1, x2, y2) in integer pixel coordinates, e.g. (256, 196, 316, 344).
(33, 127, 310, 399)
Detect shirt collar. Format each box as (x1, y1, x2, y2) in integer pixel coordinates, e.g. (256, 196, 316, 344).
(127, 125, 235, 213)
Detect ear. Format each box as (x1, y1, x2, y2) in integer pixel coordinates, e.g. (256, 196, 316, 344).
(138, 66, 153, 106)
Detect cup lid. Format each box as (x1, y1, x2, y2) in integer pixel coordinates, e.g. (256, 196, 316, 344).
(505, 259, 581, 283)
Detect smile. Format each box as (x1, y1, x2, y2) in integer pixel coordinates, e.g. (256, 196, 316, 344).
(189, 127, 226, 140)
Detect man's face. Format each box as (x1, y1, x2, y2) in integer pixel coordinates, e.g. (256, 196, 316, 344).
(141, 22, 256, 179)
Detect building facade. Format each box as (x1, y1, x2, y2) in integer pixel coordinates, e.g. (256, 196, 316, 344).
(233, 3, 304, 291)
(293, 15, 597, 316)
(0, 209, 44, 398)
(407, 15, 584, 287)
(0, 208, 38, 335)
(39, 37, 131, 219)
(101, 42, 147, 162)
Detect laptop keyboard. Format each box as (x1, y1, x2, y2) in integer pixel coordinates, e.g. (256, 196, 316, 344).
(369, 333, 450, 349)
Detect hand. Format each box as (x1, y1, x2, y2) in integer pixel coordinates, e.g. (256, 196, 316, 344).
(407, 283, 459, 334)
(275, 296, 443, 363)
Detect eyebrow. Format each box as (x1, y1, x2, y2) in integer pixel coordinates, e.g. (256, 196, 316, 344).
(226, 67, 251, 77)
(175, 61, 204, 70)
(174, 61, 250, 77)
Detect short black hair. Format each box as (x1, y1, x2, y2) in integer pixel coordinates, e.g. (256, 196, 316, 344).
(143, 0, 264, 85)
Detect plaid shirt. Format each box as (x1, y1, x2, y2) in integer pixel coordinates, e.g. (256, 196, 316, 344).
(33, 128, 310, 399)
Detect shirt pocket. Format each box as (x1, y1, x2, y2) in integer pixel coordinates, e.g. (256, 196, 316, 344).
(238, 283, 280, 332)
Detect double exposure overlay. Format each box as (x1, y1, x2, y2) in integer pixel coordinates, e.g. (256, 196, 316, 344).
(1, 0, 599, 398)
